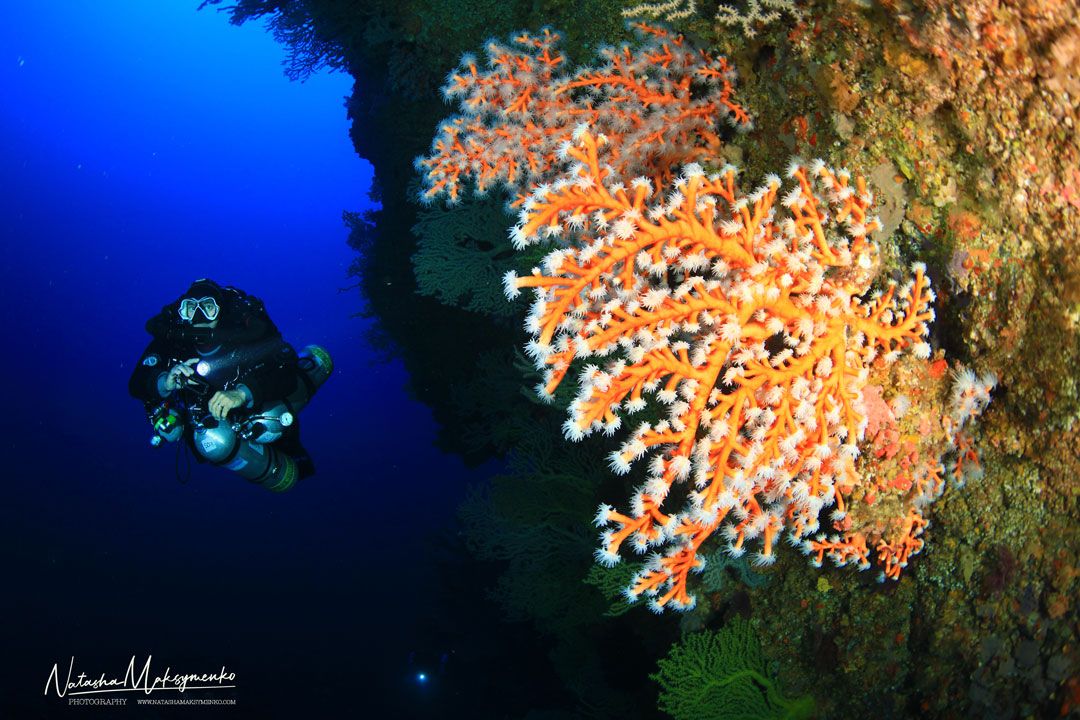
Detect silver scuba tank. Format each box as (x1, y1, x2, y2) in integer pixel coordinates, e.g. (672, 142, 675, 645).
(241, 403, 293, 444)
(194, 344, 333, 491)
(194, 420, 298, 493)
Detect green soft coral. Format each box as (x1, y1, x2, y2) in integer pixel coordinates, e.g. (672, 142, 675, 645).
(652, 618, 816, 720)
(411, 197, 526, 317)
(584, 562, 642, 617)
(700, 549, 771, 593)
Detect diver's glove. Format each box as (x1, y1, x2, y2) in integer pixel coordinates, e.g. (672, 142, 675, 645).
(162, 358, 199, 394)
(208, 389, 247, 421)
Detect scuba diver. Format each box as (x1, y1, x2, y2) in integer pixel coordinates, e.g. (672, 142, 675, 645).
(129, 279, 332, 492)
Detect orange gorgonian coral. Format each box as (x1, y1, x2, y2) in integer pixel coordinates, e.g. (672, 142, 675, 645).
(415, 23, 750, 206)
(504, 128, 945, 611)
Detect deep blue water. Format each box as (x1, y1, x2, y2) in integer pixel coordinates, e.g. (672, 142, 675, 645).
(1, 3, 480, 716)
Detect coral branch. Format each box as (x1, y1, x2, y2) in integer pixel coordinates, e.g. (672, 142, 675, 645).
(508, 128, 963, 609)
(416, 23, 750, 206)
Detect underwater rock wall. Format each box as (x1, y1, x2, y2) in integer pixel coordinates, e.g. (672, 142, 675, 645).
(210, 0, 1079, 717)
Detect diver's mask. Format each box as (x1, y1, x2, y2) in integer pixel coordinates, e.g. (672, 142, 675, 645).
(178, 296, 220, 324)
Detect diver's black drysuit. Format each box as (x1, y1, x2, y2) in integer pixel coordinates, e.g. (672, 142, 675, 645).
(128, 285, 315, 477)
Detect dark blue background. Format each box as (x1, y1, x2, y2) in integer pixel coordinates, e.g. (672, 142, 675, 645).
(1, 2, 476, 715)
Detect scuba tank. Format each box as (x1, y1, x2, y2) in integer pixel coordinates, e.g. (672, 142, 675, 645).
(193, 417, 299, 492)
(292, 345, 334, 404)
(149, 344, 333, 492)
